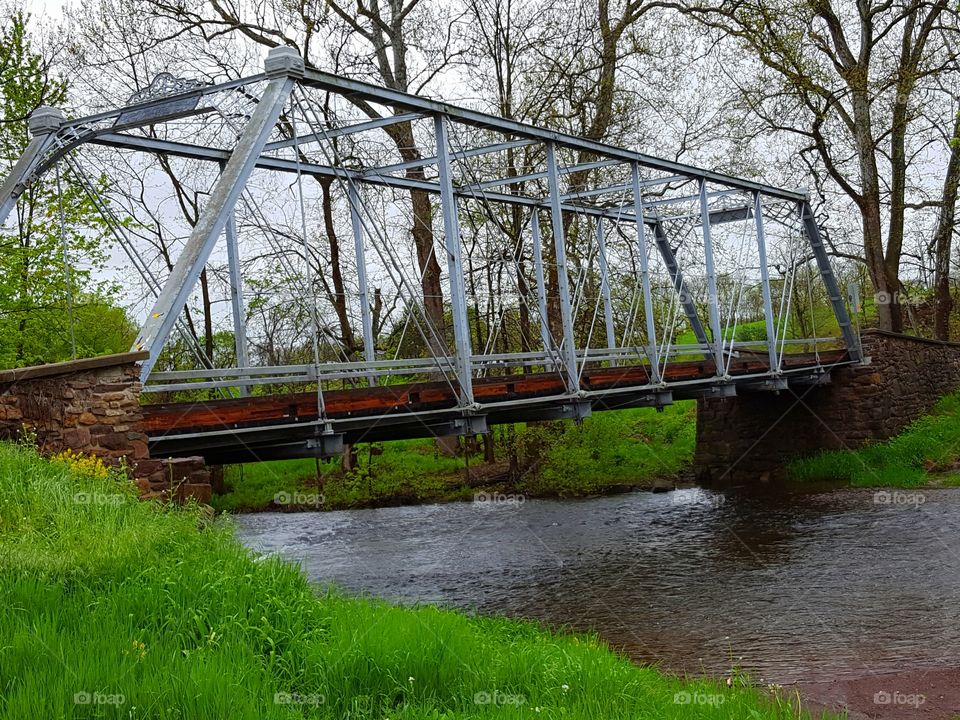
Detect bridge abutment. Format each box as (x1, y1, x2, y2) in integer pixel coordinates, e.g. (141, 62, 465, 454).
(0, 353, 211, 503)
(694, 330, 960, 484)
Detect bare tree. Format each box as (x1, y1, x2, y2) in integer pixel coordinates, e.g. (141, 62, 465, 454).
(672, 0, 960, 333)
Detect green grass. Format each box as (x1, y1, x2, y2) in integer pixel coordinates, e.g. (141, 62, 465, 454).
(789, 390, 960, 486)
(214, 439, 470, 512)
(0, 441, 839, 719)
(516, 403, 695, 496)
(213, 404, 697, 512)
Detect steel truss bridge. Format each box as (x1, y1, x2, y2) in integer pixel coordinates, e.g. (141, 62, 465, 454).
(0, 47, 861, 463)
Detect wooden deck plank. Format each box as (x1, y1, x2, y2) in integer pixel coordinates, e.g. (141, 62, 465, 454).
(141, 350, 847, 436)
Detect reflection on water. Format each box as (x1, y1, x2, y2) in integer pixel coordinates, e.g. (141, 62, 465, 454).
(236, 486, 960, 683)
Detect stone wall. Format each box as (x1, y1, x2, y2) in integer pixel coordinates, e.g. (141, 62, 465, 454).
(0, 353, 211, 503)
(694, 330, 960, 484)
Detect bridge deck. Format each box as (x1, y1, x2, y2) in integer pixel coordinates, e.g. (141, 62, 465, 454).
(143, 350, 848, 461)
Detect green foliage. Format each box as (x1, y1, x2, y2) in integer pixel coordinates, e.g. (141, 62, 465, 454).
(0, 12, 120, 368)
(0, 295, 136, 368)
(517, 404, 696, 495)
(788, 389, 960, 486)
(215, 406, 697, 512)
(0, 442, 838, 719)
(214, 440, 471, 512)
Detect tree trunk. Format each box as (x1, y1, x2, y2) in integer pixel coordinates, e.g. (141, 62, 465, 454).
(199, 268, 214, 363)
(319, 176, 355, 355)
(932, 112, 960, 340)
(381, 120, 445, 353)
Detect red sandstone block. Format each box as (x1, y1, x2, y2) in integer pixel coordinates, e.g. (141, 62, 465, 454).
(99, 391, 130, 402)
(134, 459, 163, 473)
(177, 483, 212, 504)
(96, 432, 131, 451)
(62, 427, 91, 448)
(96, 382, 131, 392)
(0, 405, 23, 421)
(129, 439, 149, 459)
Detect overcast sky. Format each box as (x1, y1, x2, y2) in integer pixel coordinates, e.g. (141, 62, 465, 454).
(27, 0, 69, 16)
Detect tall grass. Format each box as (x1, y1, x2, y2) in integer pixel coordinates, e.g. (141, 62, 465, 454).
(789, 390, 960, 486)
(0, 442, 838, 719)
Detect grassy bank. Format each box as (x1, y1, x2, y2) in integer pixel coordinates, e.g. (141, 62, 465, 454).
(0, 441, 836, 719)
(789, 389, 960, 486)
(213, 403, 696, 513)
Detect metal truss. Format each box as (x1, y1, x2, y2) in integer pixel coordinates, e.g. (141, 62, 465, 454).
(0, 46, 862, 455)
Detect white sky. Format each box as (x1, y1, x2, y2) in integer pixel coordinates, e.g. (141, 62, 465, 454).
(21, 0, 69, 17)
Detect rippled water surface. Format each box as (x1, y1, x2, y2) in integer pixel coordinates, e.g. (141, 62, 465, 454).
(236, 487, 960, 683)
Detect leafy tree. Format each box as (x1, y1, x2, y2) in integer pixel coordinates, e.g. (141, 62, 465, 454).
(0, 11, 122, 368)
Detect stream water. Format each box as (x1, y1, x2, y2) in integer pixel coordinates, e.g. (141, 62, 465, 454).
(236, 486, 960, 685)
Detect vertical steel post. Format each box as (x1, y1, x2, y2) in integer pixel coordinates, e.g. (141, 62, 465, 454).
(752, 192, 779, 372)
(545, 141, 579, 393)
(224, 212, 250, 395)
(530, 210, 553, 363)
(652, 220, 712, 355)
(699, 178, 725, 375)
(0, 107, 64, 227)
(631, 162, 661, 382)
(433, 114, 474, 406)
(800, 199, 861, 362)
(348, 183, 377, 386)
(595, 217, 617, 362)
(134, 47, 303, 381)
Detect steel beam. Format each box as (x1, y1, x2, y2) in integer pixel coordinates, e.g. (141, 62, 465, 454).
(133, 47, 303, 381)
(545, 141, 580, 393)
(434, 114, 475, 406)
(87, 132, 753, 229)
(699, 179, 725, 373)
(467, 158, 623, 192)
(631, 163, 661, 382)
(645, 188, 744, 208)
(300, 68, 808, 202)
(752, 192, 780, 372)
(0, 107, 64, 227)
(800, 199, 861, 362)
(264, 112, 423, 151)
(530, 211, 553, 358)
(348, 183, 377, 386)
(88, 133, 637, 221)
(362, 139, 535, 177)
(224, 212, 250, 396)
(58, 74, 267, 133)
(560, 174, 689, 202)
(594, 218, 617, 360)
(41, 67, 806, 203)
(651, 221, 712, 354)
